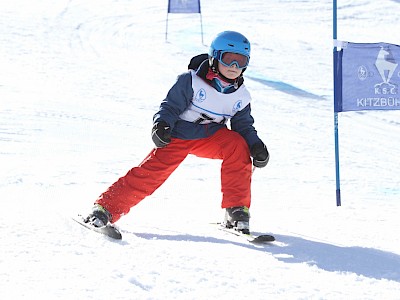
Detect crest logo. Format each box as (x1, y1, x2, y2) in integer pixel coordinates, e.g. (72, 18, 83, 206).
(374, 47, 398, 95)
(375, 47, 398, 84)
(195, 88, 206, 102)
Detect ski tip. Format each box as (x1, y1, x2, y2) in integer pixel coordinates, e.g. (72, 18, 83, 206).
(252, 234, 275, 243)
(105, 227, 123, 240)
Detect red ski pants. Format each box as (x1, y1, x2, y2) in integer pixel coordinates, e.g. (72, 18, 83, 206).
(95, 128, 252, 223)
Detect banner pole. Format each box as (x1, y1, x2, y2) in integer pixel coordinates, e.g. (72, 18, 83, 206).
(333, 0, 341, 206)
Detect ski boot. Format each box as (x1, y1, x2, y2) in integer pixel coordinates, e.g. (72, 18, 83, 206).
(223, 206, 250, 234)
(84, 204, 111, 227)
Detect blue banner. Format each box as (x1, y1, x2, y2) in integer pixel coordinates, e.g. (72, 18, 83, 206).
(335, 42, 400, 112)
(168, 0, 201, 13)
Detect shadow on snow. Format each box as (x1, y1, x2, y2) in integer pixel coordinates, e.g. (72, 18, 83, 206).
(124, 230, 400, 282)
(271, 234, 400, 283)
(246, 73, 324, 100)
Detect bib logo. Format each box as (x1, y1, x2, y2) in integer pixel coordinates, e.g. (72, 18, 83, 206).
(195, 88, 206, 102)
(232, 100, 242, 113)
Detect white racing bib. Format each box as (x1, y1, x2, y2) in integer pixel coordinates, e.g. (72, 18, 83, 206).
(179, 71, 251, 124)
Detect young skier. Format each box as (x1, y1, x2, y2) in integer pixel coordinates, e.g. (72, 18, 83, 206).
(84, 31, 269, 234)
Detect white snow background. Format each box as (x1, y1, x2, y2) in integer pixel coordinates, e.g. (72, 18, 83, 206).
(1, 0, 400, 299)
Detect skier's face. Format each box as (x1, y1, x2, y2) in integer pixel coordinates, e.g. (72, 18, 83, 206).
(218, 62, 241, 79)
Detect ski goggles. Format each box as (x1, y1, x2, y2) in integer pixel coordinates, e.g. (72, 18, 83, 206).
(217, 51, 249, 69)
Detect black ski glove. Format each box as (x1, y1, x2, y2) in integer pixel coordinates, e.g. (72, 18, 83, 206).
(250, 142, 269, 168)
(151, 121, 171, 148)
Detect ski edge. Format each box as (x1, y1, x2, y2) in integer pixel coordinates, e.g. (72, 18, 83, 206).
(212, 222, 275, 244)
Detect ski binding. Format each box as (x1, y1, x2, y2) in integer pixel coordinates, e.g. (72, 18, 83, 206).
(72, 214, 122, 240)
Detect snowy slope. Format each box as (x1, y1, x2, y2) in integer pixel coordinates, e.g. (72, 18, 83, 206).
(1, 0, 400, 299)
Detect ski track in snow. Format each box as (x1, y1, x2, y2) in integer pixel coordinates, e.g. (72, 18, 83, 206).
(1, 0, 400, 299)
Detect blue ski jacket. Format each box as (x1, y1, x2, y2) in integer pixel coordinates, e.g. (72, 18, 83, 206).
(153, 59, 263, 149)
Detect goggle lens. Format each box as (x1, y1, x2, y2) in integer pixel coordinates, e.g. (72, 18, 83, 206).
(219, 52, 249, 69)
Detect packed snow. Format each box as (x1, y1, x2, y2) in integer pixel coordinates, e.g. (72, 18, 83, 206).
(1, 0, 400, 299)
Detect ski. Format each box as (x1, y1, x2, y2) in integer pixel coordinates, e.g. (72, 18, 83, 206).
(72, 215, 122, 240)
(214, 223, 275, 244)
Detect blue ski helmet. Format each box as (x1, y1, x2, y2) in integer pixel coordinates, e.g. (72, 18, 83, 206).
(208, 31, 251, 72)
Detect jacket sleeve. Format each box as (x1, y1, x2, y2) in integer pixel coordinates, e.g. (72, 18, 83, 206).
(153, 72, 194, 131)
(230, 103, 263, 148)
